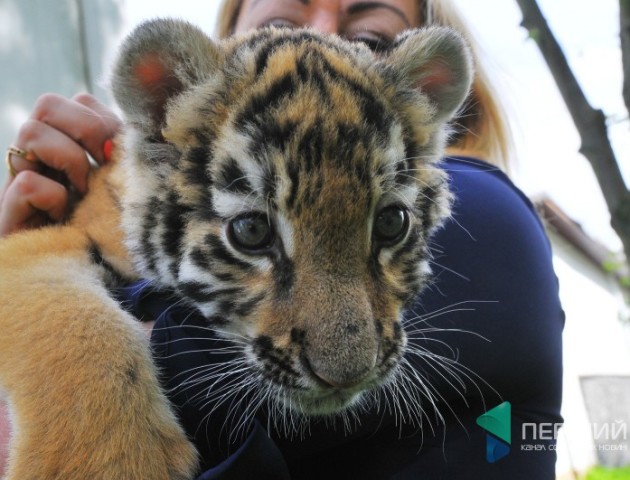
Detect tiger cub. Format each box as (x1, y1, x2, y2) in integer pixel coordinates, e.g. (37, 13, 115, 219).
(0, 19, 471, 479)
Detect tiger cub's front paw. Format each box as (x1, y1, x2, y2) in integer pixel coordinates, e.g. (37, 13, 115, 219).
(140, 413, 200, 480)
(104, 370, 200, 479)
(4, 390, 199, 480)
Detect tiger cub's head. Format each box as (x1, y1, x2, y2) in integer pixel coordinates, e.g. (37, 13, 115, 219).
(112, 19, 472, 416)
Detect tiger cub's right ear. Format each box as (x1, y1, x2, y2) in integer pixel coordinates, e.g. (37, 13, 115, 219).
(111, 19, 221, 136)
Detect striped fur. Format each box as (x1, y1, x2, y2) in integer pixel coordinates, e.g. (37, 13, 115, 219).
(113, 20, 472, 416)
(0, 19, 472, 478)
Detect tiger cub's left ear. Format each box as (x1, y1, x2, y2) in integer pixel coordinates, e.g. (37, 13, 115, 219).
(111, 18, 221, 136)
(387, 27, 473, 123)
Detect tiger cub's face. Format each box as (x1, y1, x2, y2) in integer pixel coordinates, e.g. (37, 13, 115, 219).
(112, 20, 471, 415)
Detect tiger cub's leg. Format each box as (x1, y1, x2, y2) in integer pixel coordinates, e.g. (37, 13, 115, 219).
(0, 258, 198, 480)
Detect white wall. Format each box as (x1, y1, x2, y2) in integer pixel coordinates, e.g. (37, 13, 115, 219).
(551, 232, 630, 476)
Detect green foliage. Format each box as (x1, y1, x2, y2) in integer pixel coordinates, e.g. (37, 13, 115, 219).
(528, 27, 541, 42)
(602, 259, 623, 273)
(602, 255, 630, 291)
(585, 465, 630, 480)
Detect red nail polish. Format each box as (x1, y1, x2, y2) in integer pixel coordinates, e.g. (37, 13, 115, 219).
(103, 139, 113, 163)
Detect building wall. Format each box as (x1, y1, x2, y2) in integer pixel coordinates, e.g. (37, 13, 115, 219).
(551, 231, 630, 477)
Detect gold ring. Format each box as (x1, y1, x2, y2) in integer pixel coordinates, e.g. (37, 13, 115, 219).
(5, 145, 34, 178)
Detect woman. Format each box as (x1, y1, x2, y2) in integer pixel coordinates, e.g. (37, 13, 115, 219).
(0, 1, 563, 478)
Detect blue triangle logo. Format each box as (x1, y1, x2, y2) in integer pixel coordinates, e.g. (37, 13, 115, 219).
(486, 434, 511, 463)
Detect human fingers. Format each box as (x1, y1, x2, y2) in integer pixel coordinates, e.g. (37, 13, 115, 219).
(10, 119, 96, 194)
(33, 93, 120, 164)
(0, 170, 68, 236)
(1, 93, 119, 237)
(9, 93, 120, 183)
(71, 93, 122, 163)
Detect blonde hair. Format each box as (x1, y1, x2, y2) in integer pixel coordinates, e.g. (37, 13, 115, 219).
(215, 0, 512, 170)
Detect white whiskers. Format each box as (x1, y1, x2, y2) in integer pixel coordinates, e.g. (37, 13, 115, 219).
(153, 298, 500, 455)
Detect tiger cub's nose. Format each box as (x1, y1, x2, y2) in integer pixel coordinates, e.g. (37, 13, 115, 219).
(302, 348, 378, 389)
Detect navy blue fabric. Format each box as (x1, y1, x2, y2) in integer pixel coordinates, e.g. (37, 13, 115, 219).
(116, 156, 564, 479)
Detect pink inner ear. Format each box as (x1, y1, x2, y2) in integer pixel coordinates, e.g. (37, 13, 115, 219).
(417, 58, 453, 94)
(134, 53, 169, 89)
(131, 53, 183, 128)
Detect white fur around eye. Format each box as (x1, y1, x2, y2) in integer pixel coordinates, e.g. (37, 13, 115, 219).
(212, 190, 267, 218)
(178, 255, 223, 288)
(383, 184, 419, 212)
(214, 128, 267, 189)
(374, 123, 420, 211)
(195, 302, 220, 319)
(274, 212, 294, 257)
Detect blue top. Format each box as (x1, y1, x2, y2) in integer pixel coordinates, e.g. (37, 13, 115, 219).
(117, 157, 564, 479)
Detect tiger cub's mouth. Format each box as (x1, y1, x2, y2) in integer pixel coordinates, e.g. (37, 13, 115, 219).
(291, 388, 364, 416)
(250, 332, 405, 416)
(281, 366, 398, 416)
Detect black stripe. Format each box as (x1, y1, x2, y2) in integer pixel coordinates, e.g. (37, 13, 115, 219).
(391, 225, 422, 267)
(253, 335, 274, 354)
(290, 328, 306, 345)
(238, 28, 275, 52)
(395, 159, 412, 186)
(394, 288, 411, 303)
(217, 157, 253, 194)
(178, 281, 216, 303)
(318, 55, 391, 134)
(296, 58, 329, 99)
(206, 315, 230, 326)
(140, 197, 160, 274)
(162, 191, 191, 278)
(248, 118, 297, 154)
(254, 40, 278, 76)
(272, 256, 294, 300)
(296, 122, 323, 174)
(214, 287, 245, 298)
(205, 234, 254, 271)
(235, 72, 297, 129)
(394, 138, 417, 187)
(285, 162, 300, 211)
(183, 145, 215, 220)
(213, 270, 235, 282)
(235, 293, 266, 317)
(87, 240, 128, 288)
(303, 174, 323, 209)
(335, 122, 374, 192)
(252, 31, 324, 76)
(416, 186, 441, 239)
(263, 161, 278, 200)
(178, 281, 244, 304)
(369, 255, 384, 281)
(185, 144, 213, 180)
(190, 246, 211, 271)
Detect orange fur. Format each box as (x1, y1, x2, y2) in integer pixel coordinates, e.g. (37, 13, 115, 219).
(0, 20, 474, 477)
(0, 158, 198, 479)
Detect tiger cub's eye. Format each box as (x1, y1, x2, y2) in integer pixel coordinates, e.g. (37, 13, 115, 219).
(229, 214, 274, 252)
(373, 206, 409, 244)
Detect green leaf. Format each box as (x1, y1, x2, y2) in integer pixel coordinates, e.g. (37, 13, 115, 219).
(528, 27, 541, 42)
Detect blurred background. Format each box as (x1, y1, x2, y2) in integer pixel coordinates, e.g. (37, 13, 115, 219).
(1, 0, 628, 478)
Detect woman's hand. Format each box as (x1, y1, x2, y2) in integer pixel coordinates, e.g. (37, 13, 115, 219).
(0, 93, 121, 236)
